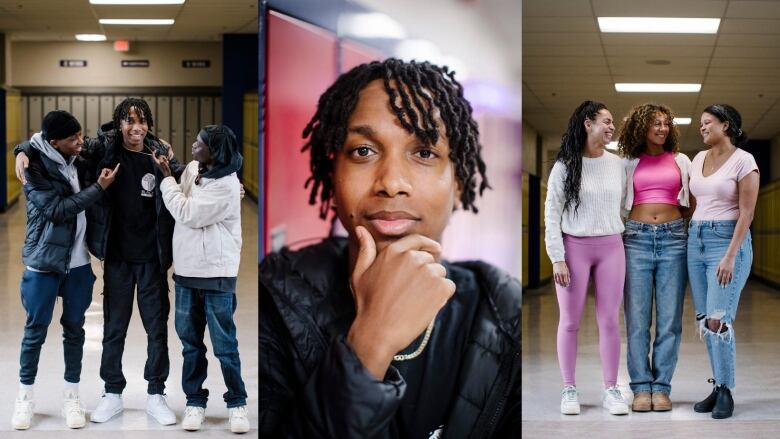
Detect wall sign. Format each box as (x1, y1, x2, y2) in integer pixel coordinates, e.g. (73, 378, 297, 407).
(182, 60, 210, 68)
(60, 60, 87, 67)
(121, 59, 150, 67)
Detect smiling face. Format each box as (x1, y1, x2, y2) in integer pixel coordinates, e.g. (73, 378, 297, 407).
(119, 107, 149, 149)
(50, 131, 84, 157)
(585, 109, 615, 147)
(700, 111, 729, 146)
(646, 112, 670, 149)
(332, 79, 461, 254)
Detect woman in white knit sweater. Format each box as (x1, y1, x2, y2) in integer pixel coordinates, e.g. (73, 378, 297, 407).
(544, 100, 627, 416)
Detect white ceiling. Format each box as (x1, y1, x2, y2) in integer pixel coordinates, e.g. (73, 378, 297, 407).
(0, 0, 257, 42)
(523, 0, 780, 150)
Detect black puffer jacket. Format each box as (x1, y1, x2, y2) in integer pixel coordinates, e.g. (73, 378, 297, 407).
(21, 146, 106, 273)
(15, 123, 184, 268)
(260, 238, 521, 439)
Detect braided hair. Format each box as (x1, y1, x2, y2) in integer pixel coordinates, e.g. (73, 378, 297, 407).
(113, 97, 155, 133)
(703, 104, 748, 147)
(301, 58, 490, 219)
(556, 100, 608, 215)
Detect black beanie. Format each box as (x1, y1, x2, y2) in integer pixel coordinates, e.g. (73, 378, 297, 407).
(42, 110, 81, 141)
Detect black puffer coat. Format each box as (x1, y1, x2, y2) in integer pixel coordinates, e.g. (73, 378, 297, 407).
(15, 123, 184, 268)
(21, 147, 106, 273)
(260, 238, 521, 439)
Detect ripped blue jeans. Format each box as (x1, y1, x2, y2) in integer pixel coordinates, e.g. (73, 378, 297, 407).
(688, 220, 752, 390)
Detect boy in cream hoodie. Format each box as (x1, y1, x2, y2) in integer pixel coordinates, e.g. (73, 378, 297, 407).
(155, 125, 248, 433)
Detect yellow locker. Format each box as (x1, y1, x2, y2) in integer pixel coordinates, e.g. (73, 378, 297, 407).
(6, 91, 23, 204)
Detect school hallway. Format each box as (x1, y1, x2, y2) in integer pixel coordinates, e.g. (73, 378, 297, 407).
(0, 198, 258, 437)
(522, 278, 780, 438)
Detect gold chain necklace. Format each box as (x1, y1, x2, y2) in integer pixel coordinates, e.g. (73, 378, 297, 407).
(393, 317, 436, 362)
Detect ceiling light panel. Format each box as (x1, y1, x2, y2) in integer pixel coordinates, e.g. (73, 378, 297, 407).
(598, 17, 720, 34)
(90, 0, 185, 4)
(615, 83, 702, 92)
(99, 19, 175, 25)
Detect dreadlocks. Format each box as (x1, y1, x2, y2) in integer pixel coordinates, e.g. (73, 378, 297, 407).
(301, 58, 490, 219)
(113, 97, 155, 132)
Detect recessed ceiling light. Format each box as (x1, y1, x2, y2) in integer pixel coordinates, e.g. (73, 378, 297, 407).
(90, 0, 185, 4)
(675, 118, 692, 125)
(615, 83, 701, 92)
(76, 34, 107, 41)
(598, 17, 720, 34)
(99, 18, 174, 25)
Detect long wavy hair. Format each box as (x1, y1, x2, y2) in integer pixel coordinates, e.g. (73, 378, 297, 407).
(617, 103, 679, 159)
(703, 104, 749, 147)
(556, 100, 607, 215)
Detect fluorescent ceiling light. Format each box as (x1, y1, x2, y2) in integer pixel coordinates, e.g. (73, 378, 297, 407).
(598, 17, 720, 34)
(615, 83, 701, 92)
(339, 13, 406, 39)
(90, 0, 185, 4)
(75, 34, 107, 41)
(606, 141, 618, 150)
(675, 117, 692, 125)
(99, 18, 174, 25)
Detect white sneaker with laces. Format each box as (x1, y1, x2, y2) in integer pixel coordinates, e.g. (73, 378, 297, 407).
(229, 406, 250, 434)
(603, 385, 629, 415)
(182, 406, 206, 431)
(62, 390, 86, 429)
(90, 393, 122, 423)
(147, 394, 176, 425)
(560, 385, 580, 415)
(12, 389, 34, 430)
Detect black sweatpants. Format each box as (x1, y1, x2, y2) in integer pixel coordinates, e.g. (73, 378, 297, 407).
(100, 259, 170, 395)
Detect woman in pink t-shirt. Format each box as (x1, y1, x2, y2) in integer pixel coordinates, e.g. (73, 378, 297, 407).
(688, 104, 759, 419)
(617, 103, 691, 413)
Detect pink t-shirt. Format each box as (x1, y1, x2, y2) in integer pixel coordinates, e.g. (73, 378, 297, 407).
(633, 151, 681, 206)
(690, 148, 758, 220)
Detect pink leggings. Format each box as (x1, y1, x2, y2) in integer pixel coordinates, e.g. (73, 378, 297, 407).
(556, 234, 625, 388)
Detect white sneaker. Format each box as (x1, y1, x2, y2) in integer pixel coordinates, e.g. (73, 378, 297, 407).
(62, 390, 86, 429)
(90, 393, 122, 423)
(560, 385, 580, 415)
(603, 385, 629, 415)
(147, 394, 176, 425)
(229, 406, 250, 434)
(11, 389, 34, 430)
(182, 406, 206, 431)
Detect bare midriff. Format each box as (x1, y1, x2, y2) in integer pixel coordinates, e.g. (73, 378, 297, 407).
(629, 203, 682, 224)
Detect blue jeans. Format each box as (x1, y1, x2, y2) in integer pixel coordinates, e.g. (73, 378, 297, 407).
(174, 284, 247, 408)
(688, 220, 752, 390)
(19, 264, 95, 385)
(623, 219, 687, 395)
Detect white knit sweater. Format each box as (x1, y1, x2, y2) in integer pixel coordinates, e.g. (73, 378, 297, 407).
(544, 151, 625, 263)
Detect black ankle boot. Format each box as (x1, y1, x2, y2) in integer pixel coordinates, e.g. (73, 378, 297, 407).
(711, 386, 734, 419)
(693, 379, 719, 413)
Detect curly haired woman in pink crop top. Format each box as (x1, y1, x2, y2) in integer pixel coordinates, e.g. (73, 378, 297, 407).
(617, 103, 691, 414)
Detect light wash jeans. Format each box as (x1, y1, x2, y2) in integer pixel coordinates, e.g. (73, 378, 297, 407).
(688, 220, 752, 390)
(623, 218, 687, 395)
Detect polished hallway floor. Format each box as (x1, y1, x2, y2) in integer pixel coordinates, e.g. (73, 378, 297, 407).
(0, 198, 258, 437)
(523, 278, 780, 438)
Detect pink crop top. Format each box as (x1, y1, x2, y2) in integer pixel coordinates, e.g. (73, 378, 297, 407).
(633, 151, 681, 206)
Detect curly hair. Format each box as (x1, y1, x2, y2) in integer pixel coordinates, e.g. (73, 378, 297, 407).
(617, 103, 679, 159)
(703, 104, 749, 147)
(113, 97, 154, 132)
(556, 100, 608, 215)
(301, 58, 490, 219)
